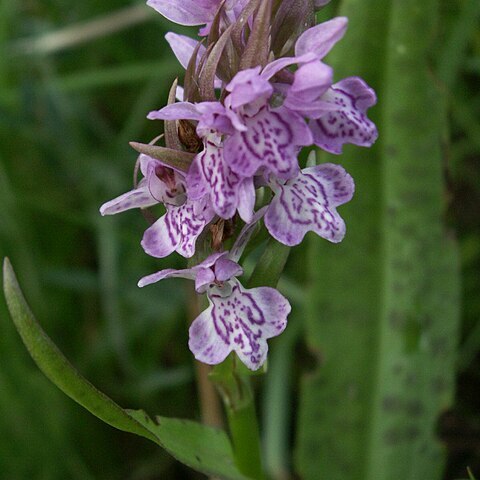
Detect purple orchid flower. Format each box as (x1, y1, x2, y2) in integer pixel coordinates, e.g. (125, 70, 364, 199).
(150, 66, 313, 221)
(309, 77, 378, 154)
(222, 67, 313, 180)
(138, 219, 290, 370)
(261, 17, 378, 153)
(100, 154, 214, 258)
(149, 103, 256, 223)
(264, 161, 355, 246)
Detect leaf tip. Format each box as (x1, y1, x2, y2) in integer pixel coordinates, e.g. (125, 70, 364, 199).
(3, 257, 15, 292)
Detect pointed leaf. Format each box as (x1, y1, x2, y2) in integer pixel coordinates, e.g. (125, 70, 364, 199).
(127, 410, 250, 480)
(271, 0, 315, 57)
(240, 0, 272, 70)
(164, 78, 183, 151)
(232, 0, 261, 53)
(2, 257, 157, 443)
(199, 25, 234, 101)
(184, 40, 204, 103)
(129, 142, 193, 172)
(2, 258, 250, 480)
(295, 1, 460, 479)
(248, 238, 290, 288)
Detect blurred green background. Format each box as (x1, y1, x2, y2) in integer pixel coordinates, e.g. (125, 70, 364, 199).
(0, 0, 478, 479)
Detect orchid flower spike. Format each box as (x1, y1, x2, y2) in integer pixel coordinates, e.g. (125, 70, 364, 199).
(99, 0, 378, 369)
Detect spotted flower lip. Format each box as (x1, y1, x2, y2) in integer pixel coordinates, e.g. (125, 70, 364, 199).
(138, 249, 291, 371)
(141, 195, 215, 258)
(308, 77, 378, 154)
(265, 162, 355, 246)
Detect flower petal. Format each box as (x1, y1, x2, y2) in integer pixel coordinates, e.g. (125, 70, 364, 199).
(99, 184, 157, 216)
(310, 77, 378, 154)
(165, 32, 205, 69)
(138, 267, 197, 288)
(214, 257, 243, 282)
(148, 102, 201, 121)
(188, 139, 249, 220)
(295, 17, 348, 59)
(141, 199, 213, 258)
(261, 52, 317, 81)
(147, 0, 216, 25)
(284, 61, 335, 117)
(224, 106, 312, 180)
(226, 67, 273, 112)
(236, 177, 255, 223)
(189, 279, 290, 370)
(188, 302, 232, 365)
(265, 163, 354, 246)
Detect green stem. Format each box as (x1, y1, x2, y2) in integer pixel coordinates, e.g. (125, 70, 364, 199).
(210, 356, 265, 480)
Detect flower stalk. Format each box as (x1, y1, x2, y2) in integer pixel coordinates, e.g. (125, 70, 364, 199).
(210, 355, 265, 480)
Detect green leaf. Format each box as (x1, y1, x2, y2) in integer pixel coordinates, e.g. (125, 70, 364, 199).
(295, 0, 460, 479)
(248, 238, 290, 288)
(127, 410, 251, 480)
(2, 258, 250, 480)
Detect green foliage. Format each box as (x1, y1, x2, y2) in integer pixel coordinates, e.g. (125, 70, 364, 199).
(3, 258, 249, 480)
(295, 0, 461, 479)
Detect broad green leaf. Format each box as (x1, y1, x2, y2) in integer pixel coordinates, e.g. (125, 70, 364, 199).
(2, 258, 250, 480)
(295, 1, 460, 479)
(295, 1, 389, 477)
(127, 410, 251, 480)
(365, 1, 459, 478)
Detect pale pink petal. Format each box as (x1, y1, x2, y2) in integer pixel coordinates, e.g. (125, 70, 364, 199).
(224, 106, 312, 180)
(147, 0, 216, 26)
(283, 61, 334, 117)
(265, 163, 354, 246)
(99, 184, 157, 216)
(188, 139, 245, 220)
(165, 32, 206, 69)
(148, 102, 201, 121)
(261, 52, 316, 81)
(186, 156, 208, 201)
(214, 257, 243, 282)
(236, 178, 255, 223)
(226, 67, 273, 111)
(138, 267, 197, 288)
(138, 251, 227, 289)
(189, 302, 232, 365)
(141, 199, 213, 259)
(189, 279, 290, 370)
(141, 212, 180, 259)
(295, 17, 348, 59)
(310, 77, 378, 154)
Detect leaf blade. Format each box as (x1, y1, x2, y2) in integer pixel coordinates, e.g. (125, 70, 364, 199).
(2, 258, 251, 480)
